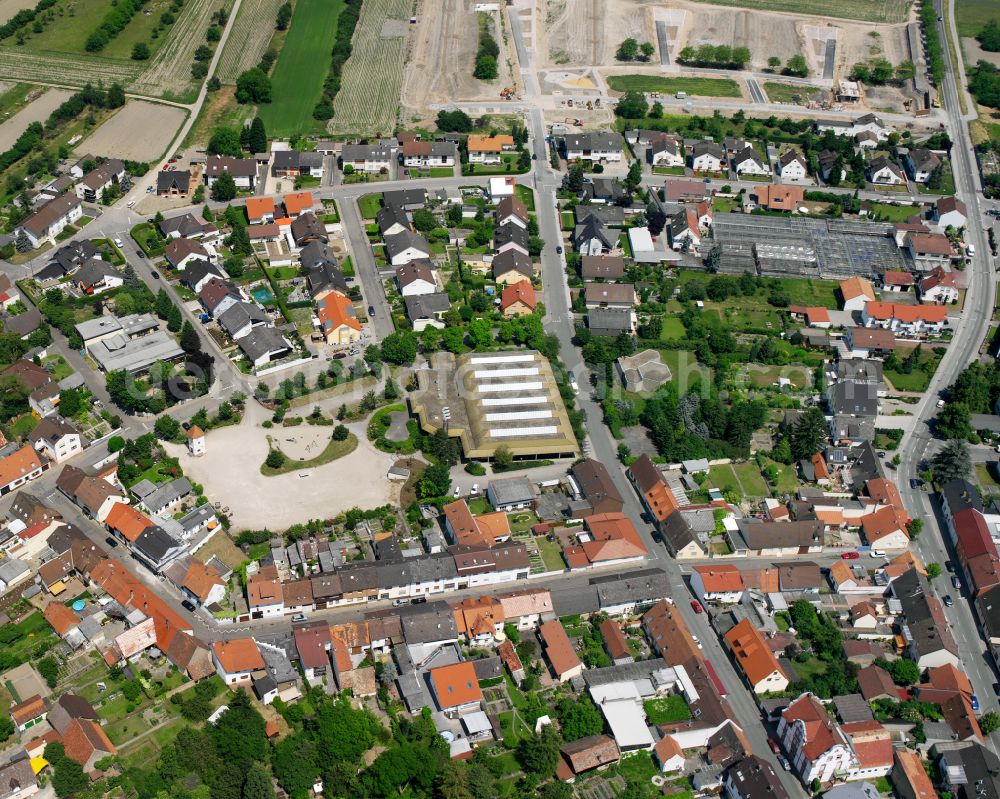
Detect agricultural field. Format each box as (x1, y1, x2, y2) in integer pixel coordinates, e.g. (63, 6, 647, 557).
(258, 0, 344, 137)
(78, 100, 186, 161)
(762, 82, 823, 104)
(956, 0, 997, 38)
(606, 74, 741, 98)
(129, 0, 233, 99)
(0, 87, 72, 151)
(0, 48, 142, 88)
(327, 0, 409, 136)
(215, 0, 285, 83)
(0, 0, 36, 20)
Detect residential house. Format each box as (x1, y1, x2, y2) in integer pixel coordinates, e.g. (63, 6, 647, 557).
(212, 638, 265, 685)
(62, 716, 116, 773)
(492, 250, 533, 285)
(500, 280, 537, 317)
(180, 259, 227, 294)
(598, 619, 633, 666)
(341, 143, 393, 174)
(561, 131, 624, 162)
(843, 327, 897, 359)
(879, 270, 914, 293)
(156, 170, 191, 197)
(283, 191, 314, 217)
(642, 599, 702, 666)
(777, 693, 853, 784)
(626, 455, 680, 539)
(294, 624, 331, 684)
(29, 416, 83, 464)
(383, 187, 427, 211)
(159, 212, 216, 239)
(818, 150, 847, 183)
(204, 155, 257, 190)
(918, 266, 959, 304)
(892, 749, 937, 799)
(732, 147, 771, 177)
(668, 207, 701, 250)
(691, 141, 725, 172)
(396, 260, 437, 296)
(15, 192, 83, 248)
(571, 459, 624, 515)
(892, 567, 960, 669)
(724, 755, 790, 799)
(181, 559, 226, 607)
(867, 157, 905, 185)
(400, 140, 457, 167)
(861, 302, 949, 336)
(495, 197, 529, 229)
(247, 565, 284, 618)
(560, 735, 621, 778)
(376, 204, 409, 237)
(246, 197, 276, 224)
(664, 179, 711, 203)
(239, 327, 292, 368)
(574, 216, 616, 255)
(290, 212, 328, 246)
(404, 292, 450, 331)
(581, 255, 625, 281)
(218, 302, 270, 341)
(906, 232, 955, 269)
(486, 477, 535, 512)
(316, 292, 362, 347)
(934, 196, 967, 229)
(494, 222, 530, 257)
(584, 283, 635, 310)
(650, 135, 684, 167)
(199, 277, 241, 317)
(904, 149, 940, 183)
(778, 150, 809, 180)
(164, 238, 211, 271)
(0, 754, 37, 798)
(691, 566, 745, 603)
(653, 735, 685, 773)
(429, 661, 482, 713)
(467, 135, 515, 164)
(755, 184, 805, 212)
(539, 619, 584, 681)
(861, 506, 910, 550)
(75, 259, 122, 295)
(724, 619, 789, 694)
(74, 159, 125, 202)
(0, 446, 45, 497)
(840, 276, 877, 313)
(9, 695, 47, 734)
(271, 150, 324, 179)
(384, 229, 430, 266)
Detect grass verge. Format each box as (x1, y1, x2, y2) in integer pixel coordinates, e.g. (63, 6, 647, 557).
(261, 432, 358, 475)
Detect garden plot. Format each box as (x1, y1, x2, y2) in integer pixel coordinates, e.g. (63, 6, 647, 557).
(0, 49, 142, 88)
(129, 0, 232, 98)
(329, 0, 409, 135)
(78, 101, 185, 161)
(0, 87, 71, 151)
(216, 0, 286, 83)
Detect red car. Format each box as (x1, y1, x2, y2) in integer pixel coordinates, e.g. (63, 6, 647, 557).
(690, 599, 703, 614)
(842, 551, 860, 560)
(767, 738, 780, 755)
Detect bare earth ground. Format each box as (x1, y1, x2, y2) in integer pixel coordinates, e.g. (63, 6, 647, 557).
(0, 88, 71, 151)
(962, 36, 1000, 69)
(0, 0, 35, 19)
(400, 0, 516, 125)
(166, 403, 394, 531)
(78, 101, 186, 161)
(537, 0, 911, 80)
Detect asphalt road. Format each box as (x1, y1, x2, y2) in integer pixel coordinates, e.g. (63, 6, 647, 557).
(895, 0, 1000, 728)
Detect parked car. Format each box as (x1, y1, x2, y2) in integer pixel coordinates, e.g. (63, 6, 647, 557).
(944, 595, 954, 607)
(952, 575, 962, 589)
(126, 200, 135, 208)
(368, 305, 375, 315)
(972, 694, 980, 712)
(842, 551, 860, 560)
(181, 600, 196, 612)
(909, 479, 923, 489)
(104, 536, 119, 549)
(392, 599, 408, 607)
(291, 613, 306, 622)
(779, 756, 791, 771)
(945, 560, 955, 573)
(412, 596, 427, 604)
(114, 237, 123, 247)
(556, 246, 563, 254)
(151, 270, 160, 279)
(767, 739, 780, 755)
(869, 549, 886, 558)
(690, 599, 703, 614)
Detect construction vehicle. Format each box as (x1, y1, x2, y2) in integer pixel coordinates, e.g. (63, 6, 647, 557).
(500, 86, 515, 99)
(564, 118, 583, 126)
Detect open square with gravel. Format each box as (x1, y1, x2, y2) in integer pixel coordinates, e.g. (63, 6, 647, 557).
(78, 101, 186, 162)
(166, 404, 395, 531)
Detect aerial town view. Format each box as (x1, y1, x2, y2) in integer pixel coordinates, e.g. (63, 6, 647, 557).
(3, 0, 1000, 796)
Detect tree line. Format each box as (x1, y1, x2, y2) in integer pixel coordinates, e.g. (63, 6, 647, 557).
(0, 0, 55, 41)
(474, 11, 499, 80)
(312, 0, 362, 120)
(677, 44, 751, 69)
(85, 0, 149, 52)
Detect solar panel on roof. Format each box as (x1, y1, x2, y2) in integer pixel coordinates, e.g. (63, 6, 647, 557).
(490, 426, 559, 437)
(477, 381, 544, 393)
(485, 410, 553, 421)
(480, 396, 549, 406)
(473, 368, 539, 378)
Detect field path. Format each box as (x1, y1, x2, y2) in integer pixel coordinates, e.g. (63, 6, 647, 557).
(0, 87, 71, 150)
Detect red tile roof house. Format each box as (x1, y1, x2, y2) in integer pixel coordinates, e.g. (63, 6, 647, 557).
(62, 717, 117, 774)
(539, 619, 584, 682)
(841, 720, 893, 781)
(429, 661, 483, 714)
(690, 565, 745, 603)
(212, 638, 265, 685)
(776, 693, 853, 785)
(293, 623, 331, 684)
(10, 694, 48, 734)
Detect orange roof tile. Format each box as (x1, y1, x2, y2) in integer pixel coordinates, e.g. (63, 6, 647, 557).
(0, 445, 42, 489)
(581, 512, 646, 563)
(183, 560, 224, 603)
(90, 560, 191, 647)
(283, 191, 313, 216)
(840, 276, 876, 302)
(865, 301, 948, 323)
(62, 718, 115, 766)
(693, 565, 744, 593)
(540, 619, 582, 677)
(894, 749, 937, 799)
(429, 661, 483, 709)
(212, 638, 265, 674)
(245, 196, 275, 222)
(723, 618, 785, 687)
(862, 506, 910, 543)
(468, 134, 514, 152)
(927, 663, 973, 696)
(317, 291, 361, 334)
(474, 511, 511, 543)
(44, 602, 79, 636)
(866, 478, 904, 510)
(501, 280, 536, 311)
(10, 695, 46, 725)
(105, 502, 153, 543)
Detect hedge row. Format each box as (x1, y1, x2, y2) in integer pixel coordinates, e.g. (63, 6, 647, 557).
(312, 0, 362, 120)
(85, 0, 149, 52)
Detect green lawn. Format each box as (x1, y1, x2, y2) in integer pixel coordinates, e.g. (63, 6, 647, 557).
(956, 0, 998, 37)
(131, 223, 165, 256)
(732, 461, 770, 497)
(789, 655, 827, 681)
(659, 316, 686, 340)
(762, 83, 813, 103)
(42, 354, 73, 381)
(761, 458, 799, 494)
(7, 414, 37, 440)
(643, 696, 692, 724)
(659, 349, 710, 389)
(257, 0, 346, 137)
(535, 536, 565, 571)
(975, 463, 1000, 492)
(14, 0, 116, 53)
(864, 201, 921, 222)
(607, 75, 741, 98)
(0, 612, 57, 665)
(885, 368, 931, 392)
(708, 463, 740, 495)
(409, 167, 454, 178)
(358, 193, 382, 219)
(515, 184, 535, 211)
(261, 433, 358, 475)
